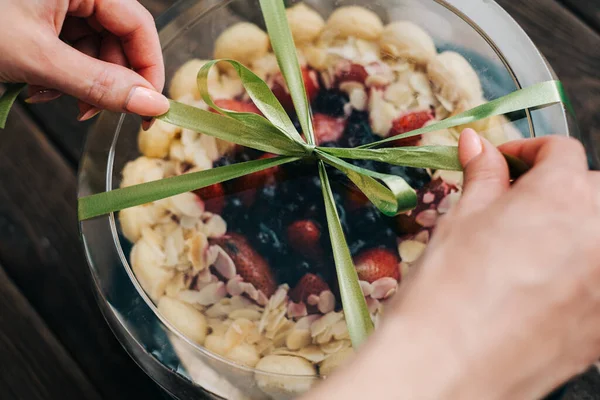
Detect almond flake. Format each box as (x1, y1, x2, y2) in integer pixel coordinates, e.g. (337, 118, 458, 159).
(398, 240, 427, 263)
(415, 209, 439, 227)
(286, 329, 312, 351)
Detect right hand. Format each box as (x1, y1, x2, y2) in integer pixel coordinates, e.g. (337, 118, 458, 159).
(308, 131, 600, 400)
(0, 0, 168, 122)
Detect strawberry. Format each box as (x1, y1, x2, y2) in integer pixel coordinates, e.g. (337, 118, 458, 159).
(353, 248, 400, 283)
(271, 67, 320, 111)
(232, 153, 281, 207)
(211, 99, 263, 115)
(335, 61, 369, 85)
(395, 178, 457, 234)
(344, 185, 370, 211)
(211, 233, 277, 297)
(194, 183, 225, 214)
(287, 219, 323, 259)
(387, 110, 435, 147)
(289, 273, 330, 303)
(312, 113, 346, 145)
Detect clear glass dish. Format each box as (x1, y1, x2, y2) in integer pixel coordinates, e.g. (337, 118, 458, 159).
(78, 1, 587, 399)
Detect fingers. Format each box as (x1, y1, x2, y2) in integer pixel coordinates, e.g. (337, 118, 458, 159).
(99, 34, 128, 67)
(68, 0, 165, 92)
(35, 39, 169, 115)
(455, 129, 510, 216)
(25, 86, 62, 104)
(76, 34, 129, 121)
(499, 136, 588, 173)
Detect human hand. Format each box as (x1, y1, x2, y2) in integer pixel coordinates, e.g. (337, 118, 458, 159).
(308, 131, 599, 400)
(0, 0, 168, 125)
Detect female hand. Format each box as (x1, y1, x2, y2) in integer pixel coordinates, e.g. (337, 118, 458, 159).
(0, 0, 169, 125)
(309, 131, 600, 400)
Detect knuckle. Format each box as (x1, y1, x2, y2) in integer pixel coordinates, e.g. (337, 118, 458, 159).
(548, 136, 587, 159)
(561, 136, 586, 157)
(86, 69, 115, 106)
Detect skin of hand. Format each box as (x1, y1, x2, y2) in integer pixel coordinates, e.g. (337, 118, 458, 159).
(0, 0, 169, 126)
(307, 130, 600, 400)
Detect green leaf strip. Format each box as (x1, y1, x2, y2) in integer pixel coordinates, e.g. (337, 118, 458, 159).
(78, 156, 299, 220)
(361, 80, 569, 149)
(197, 59, 305, 145)
(321, 146, 463, 171)
(158, 100, 306, 156)
(0, 83, 26, 129)
(317, 150, 417, 216)
(259, 0, 316, 146)
(318, 162, 374, 347)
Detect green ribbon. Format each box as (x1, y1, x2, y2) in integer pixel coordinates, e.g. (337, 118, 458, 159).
(0, 0, 573, 350)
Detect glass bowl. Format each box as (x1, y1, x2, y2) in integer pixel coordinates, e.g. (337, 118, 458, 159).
(78, 1, 584, 399)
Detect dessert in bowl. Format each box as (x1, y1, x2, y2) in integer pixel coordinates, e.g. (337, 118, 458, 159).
(78, 1, 576, 399)
(119, 2, 524, 397)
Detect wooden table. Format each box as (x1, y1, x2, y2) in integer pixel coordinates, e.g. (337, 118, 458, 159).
(0, 1, 599, 399)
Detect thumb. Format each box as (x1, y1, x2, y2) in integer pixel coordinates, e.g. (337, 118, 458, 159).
(33, 40, 169, 116)
(455, 128, 510, 216)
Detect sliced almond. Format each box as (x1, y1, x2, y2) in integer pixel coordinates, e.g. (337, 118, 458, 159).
(286, 329, 312, 351)
(398, 240, 427, 263)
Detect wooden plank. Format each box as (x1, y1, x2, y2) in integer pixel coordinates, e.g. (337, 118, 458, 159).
(0, 104, 164, 400)
(561, 368, 600, 400)
(496, 0, 600, 166)
(560, 0, 600, 33)
(19, 96, 90, 164)
(0, 264, 103, 400)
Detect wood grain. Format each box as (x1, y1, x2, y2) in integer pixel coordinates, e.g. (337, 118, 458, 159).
(0, 264, 103, 400)
(560, 0, 600, 32)
(0, 104, 164, 400)
(496, 0, 600, 166)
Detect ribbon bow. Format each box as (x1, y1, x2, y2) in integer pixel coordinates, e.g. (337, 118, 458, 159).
(0, 0, 572, 348)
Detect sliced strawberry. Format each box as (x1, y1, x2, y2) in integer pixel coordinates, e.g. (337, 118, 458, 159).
(395, 178, 457, 234)
(194, 183, 225, 214)
(335, 60, 369, 85)
(388, 110, 435, 147)
(271, 67, 320, 111)
(312, 113, 346, 145)
(232, 153, 281, 207)
(211, 99, 263, 115)
(211, 233, 276, 297)
(289, 273, 330, 303)
(287, 219, 323, 259)
(353, 248, 400, 283)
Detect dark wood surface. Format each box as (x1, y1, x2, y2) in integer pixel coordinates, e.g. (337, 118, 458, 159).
(0, 1, 599, 399)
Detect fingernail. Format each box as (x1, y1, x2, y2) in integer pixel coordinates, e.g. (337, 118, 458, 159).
(25, 89, 63, 104)
(125, 87, 170, 116)
(142, 117, 156, 131)
(77, 106, 102, 122)
(459, 128, 483, 167)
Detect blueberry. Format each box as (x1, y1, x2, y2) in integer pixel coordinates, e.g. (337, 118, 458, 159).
(349, 239, 368, 255)
(277, 259, 313, 287)
(312, 89, 349, 117)
(258, 184, 277, 202)
(224, 196, 252, 231)
(254, 222, 287, 258)
(214, 156, 233, 168)
(384, 165, 431, 190)
(235, 148, 263, 162)
(341, 111, 377, 148)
